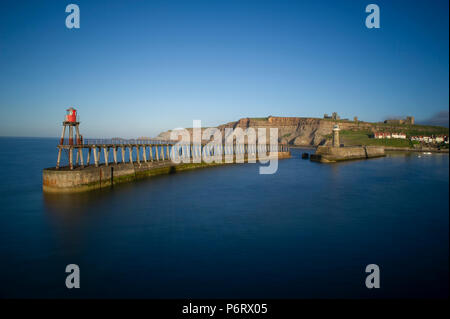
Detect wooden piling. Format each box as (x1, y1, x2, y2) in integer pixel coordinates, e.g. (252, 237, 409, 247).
(129, 146, 133, 163)
(79, 148, 84, 168)
(103, 147, 109, 166)
(56, 148, 62, 169)
(93, 147, 99, 167)
(136, 146, 141, 164)
(69, 147, 73, 170)
(113, 147, 118, 164)
(87, 147, 91, 166)
(143, 146, 147, 162)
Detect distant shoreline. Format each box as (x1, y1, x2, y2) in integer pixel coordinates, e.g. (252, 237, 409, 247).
(290, 144, 449, 153)
(384, 147, 449, 153)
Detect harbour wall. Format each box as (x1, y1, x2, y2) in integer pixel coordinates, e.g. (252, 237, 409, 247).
(43, 152, 291, 193)
(310, 146, 385, 163)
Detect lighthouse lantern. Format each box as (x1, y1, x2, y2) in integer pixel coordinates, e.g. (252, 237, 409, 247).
(65, 107, 77, 123)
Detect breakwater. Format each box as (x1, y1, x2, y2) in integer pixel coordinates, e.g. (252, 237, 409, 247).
(310, 145, 385, 163)
(43, 143, 290, 193)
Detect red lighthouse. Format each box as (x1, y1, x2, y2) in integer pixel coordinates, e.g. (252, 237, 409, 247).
(65, 107, 77, 123)
(60, 107, 81, 145)
(56, 107, 83, 169)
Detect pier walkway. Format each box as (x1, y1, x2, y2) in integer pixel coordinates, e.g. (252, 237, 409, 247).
(56, 139, 290, 170)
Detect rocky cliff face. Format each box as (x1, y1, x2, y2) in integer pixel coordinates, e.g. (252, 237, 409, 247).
(156, 116, 426, 146)
(214, 117, 336, 146)
(158, 116, 366, 146)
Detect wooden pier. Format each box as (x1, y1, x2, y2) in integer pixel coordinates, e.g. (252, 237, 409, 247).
(44, 141, 291, 193)
(55, 139, 290, 170)
(44, 108, 291, 192)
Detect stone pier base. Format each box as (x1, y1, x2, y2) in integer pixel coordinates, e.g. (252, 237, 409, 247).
(310, 146, 385, 163)
(43, 152, 291, 193)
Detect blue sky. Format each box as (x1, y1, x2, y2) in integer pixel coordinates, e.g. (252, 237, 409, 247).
(0, 0, 448, 138)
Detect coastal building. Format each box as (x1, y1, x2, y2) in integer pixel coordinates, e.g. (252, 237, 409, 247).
(391, 132, 407, 139)
(374, 132, 391, 139)
(383, 116, 415, 125)
(410, 135, 448, 144)
(374, 132, 406, 139)
(406, 116, 415, 125)
(324, 112, 340, 120)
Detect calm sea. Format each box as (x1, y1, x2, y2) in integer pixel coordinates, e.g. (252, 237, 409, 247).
(0, 137, 448, 298)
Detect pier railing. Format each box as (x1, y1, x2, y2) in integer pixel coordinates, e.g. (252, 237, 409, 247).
(82, 138, 178, 145)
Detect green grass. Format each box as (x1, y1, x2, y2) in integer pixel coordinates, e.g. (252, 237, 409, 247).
(368, 123, 449, 136)
(321, 118, 448, 136)
(339, 130, 418, 147)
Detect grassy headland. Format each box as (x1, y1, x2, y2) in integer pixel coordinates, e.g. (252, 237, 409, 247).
(339, 130, 418, 147)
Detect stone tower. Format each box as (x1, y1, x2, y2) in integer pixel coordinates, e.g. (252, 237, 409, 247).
(406, 116, 415, 125)
(332, 124, 340, 147)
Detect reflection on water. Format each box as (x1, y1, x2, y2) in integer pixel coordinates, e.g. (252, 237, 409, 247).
(43, 189, 114, 230)
(44, 191, 105, 215)
(1, 138, 449, 298)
